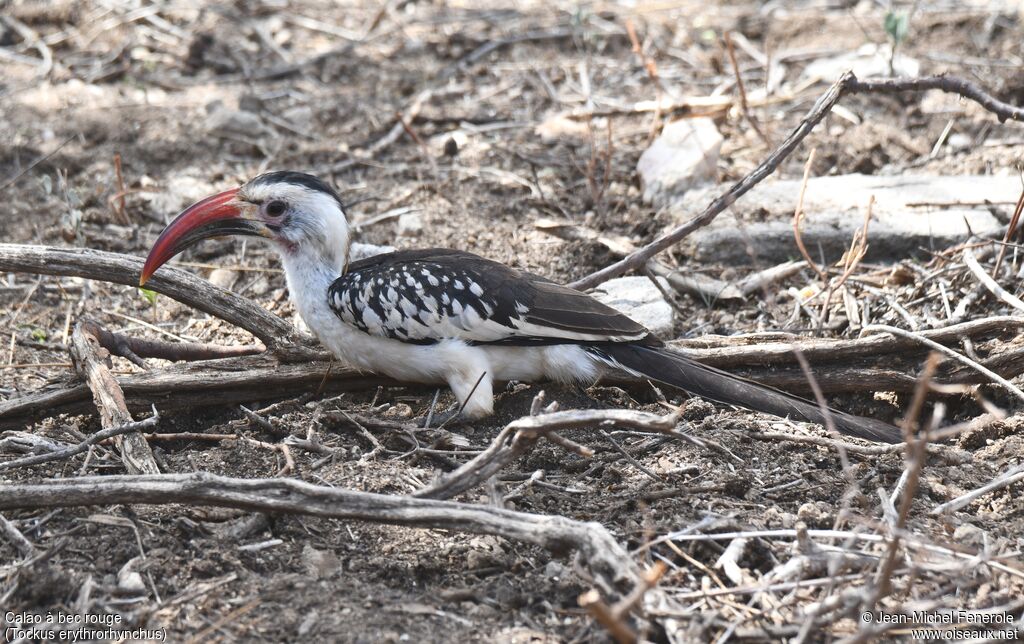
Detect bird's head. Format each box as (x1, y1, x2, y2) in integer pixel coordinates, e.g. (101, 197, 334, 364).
(140, 171, 350, 286)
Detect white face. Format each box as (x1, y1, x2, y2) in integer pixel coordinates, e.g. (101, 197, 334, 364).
(239, 180, 351, 272)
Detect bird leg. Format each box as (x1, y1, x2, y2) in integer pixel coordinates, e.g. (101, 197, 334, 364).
(446, 369, 493, 420)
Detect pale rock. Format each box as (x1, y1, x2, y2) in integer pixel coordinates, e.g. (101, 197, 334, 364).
(281, 105, 314, 131)
(801, 43, 920, 81)
(431, 130, 469, 155)
(679, 174, 1013, 264)
(302, 544, 341, 579)
(592, 276, 675, 336)
(116, 560, 147, 596)
(796, 501, 833, 527)
(947, 133, 973, 150)
(142, 174, 218, 221)
(396, 212, 423, 237)
(207, 268, 238, 291)
(952, 523, 985, 547)
(349, 242, 396, 261)
(637, 117, 722, 207)
(536, 112, 593, 142)
(205, 104, 275, 139)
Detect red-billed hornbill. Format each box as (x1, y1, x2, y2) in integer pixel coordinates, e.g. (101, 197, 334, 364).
(140, 171, 901, 443)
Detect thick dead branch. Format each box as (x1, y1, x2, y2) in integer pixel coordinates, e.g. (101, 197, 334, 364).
(0, 244, 324, 361)
(571, 72, 1024, 290)
(860, 324, 1024, 402)
(674, 316, 1024, 367)
(0, 355, 392, 427)
(415, 408, 681, 500)
(70, 320, 159, 474)
(0, 472, 648, 600)
(4, 316, 1024, 426)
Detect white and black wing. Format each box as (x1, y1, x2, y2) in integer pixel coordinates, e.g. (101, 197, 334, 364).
(327, 249, 658, 346)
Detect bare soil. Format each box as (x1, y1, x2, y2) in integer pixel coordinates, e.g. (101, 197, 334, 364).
(2, 1, 1023, 642)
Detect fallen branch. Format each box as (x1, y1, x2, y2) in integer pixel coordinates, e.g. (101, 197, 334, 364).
(571, 72, 1024, 290)
(5, 317, 1024, 426)
(70, 320, 159, 474)
(676, 316, 1024, 367)
(0, 472, 649, 601)
(860, 324, 1024, 402)
(0, 244, 323, 361)
(0, 354, 392, 427)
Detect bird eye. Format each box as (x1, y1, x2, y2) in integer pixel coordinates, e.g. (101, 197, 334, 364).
(266, 200, 287, 218)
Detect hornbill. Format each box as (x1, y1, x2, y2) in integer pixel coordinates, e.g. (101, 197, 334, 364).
(140, 171, 901, 443)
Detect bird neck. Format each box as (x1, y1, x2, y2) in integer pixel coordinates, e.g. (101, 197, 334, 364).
(279, 245, 345, 344)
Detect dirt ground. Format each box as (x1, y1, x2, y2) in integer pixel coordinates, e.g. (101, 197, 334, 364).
(2, 0, 1024, 642)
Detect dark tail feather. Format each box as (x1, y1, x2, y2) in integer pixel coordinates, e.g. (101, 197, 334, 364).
(593, 343, 902, 444)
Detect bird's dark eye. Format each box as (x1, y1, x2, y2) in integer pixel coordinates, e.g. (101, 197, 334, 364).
(266, 200, 287, 218)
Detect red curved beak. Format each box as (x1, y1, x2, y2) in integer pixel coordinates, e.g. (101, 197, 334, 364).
(140, 187, 266, 286)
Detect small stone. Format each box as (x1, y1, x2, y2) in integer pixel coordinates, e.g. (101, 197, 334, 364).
(207, 268, 238, 291)
(350, 242, 395, 262)
(302, 544, 341, 579)
(801, 43, 919, 81)
(205, 104, 275, 139)
(952, 523, 985, 546)
(796, 501, 833, 527)
(591, 276, 675, 336)
(637, 117, 722, 207)
(536, 112, 593, 142)
(543, 560, 567, 581)
(396, 212, 423, 237)
(681, 398, 716, 421)
(947, 133, 973, 150)
(115, 568, 146, 596)
(383, 403, 412, 418)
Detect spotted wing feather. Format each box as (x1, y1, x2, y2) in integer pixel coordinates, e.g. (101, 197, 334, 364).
(327, 249, 658, 346)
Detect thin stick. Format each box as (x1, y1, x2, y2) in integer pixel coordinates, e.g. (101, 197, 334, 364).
(991, 179, 1024, 276)
(962, 246, 1024, 313)
(0, 513, 36, 557)
(792, 148, 825, 281)
(415, 408, 679, 500)
(724, 31, 769, 146)
(932, 464, 1024, 514)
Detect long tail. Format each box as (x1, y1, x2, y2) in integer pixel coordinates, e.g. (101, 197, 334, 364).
(590, 343, 902, 444)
